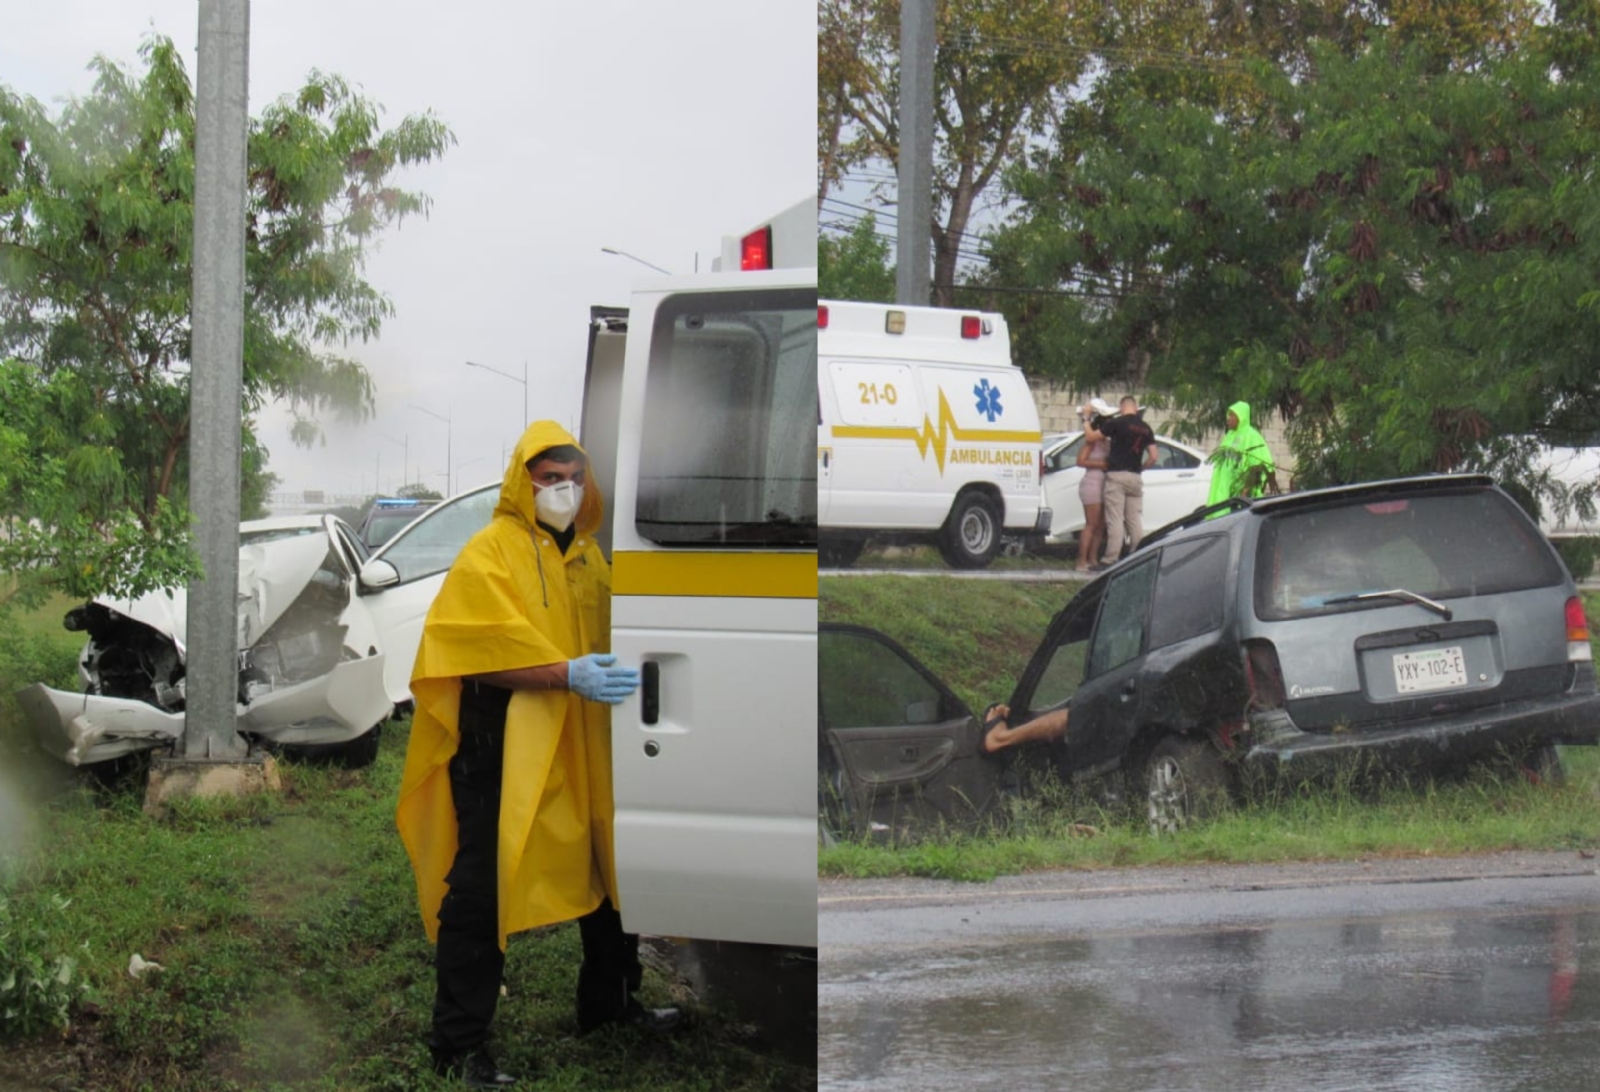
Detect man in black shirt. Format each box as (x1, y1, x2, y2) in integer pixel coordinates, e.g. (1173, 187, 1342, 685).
(1083, 395, 1157, 566)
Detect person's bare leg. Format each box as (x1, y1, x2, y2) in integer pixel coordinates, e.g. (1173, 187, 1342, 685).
(1078, 503, 1103, 571)
(982, 704, 1069, 753)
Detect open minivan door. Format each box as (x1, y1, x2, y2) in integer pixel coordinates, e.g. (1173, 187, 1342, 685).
(819, 623, 1006, 844)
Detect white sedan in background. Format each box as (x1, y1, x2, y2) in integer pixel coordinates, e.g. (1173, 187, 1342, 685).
(1038, 431, 1215, 544)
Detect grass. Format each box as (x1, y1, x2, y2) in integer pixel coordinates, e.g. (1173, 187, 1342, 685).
(819, 576, 1600, 881)
(840, 542, 1083, 572)
(819, 572, 1075, 715)
(0, 724, 812, 1091)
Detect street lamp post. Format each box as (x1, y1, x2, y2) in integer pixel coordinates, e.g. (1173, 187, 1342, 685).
(464, 359, 528, 431)
(379, 432, 408, 492)
(600, 246, 672, 275)
(411, 403, 452, 496)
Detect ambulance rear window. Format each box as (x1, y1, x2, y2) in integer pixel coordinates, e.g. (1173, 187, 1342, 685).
(636, 288, 817, 547)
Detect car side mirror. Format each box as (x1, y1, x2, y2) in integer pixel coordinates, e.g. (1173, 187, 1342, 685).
(358, 558, 400, 593)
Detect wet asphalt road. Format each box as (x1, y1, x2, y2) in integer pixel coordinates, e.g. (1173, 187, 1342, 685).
(820, 852, 1600, 1091)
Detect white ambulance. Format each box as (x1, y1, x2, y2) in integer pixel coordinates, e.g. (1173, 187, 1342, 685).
(581, 200, 817, 954)
(817, 300, 1050, 568)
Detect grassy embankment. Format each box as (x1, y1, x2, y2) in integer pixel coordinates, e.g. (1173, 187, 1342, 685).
(0, 595, 810, 1092)
(820, 574, 1600, 882)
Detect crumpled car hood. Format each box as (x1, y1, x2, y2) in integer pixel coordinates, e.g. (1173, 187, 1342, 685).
(93, 531, 333, 657)
(21, 524, 391, 766)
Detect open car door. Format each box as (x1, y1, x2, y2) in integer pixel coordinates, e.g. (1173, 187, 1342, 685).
(819, 623, 1004, 843)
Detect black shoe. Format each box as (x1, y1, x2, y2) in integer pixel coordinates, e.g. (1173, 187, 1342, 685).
(431, 1048, 520, 1088)
(577, 998, 684, 1036)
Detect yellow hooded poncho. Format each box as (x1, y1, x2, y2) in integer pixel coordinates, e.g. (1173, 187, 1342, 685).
(396, 421, 617, 949)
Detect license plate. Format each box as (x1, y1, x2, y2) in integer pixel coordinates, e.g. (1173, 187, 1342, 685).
(1393, 646, 1467, 694)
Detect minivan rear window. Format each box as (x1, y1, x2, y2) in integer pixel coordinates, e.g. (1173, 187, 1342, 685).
(1254, 487, 1564, 621)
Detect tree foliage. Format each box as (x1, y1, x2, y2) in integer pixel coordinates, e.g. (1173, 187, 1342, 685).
(0, 357, 195, 609)
(0, 35, 452, 514)
(0, 36, 451, 604)
(986, 6, 1600, 494)
(820, 0, 1099, 306)
(820, 213, 897, 302)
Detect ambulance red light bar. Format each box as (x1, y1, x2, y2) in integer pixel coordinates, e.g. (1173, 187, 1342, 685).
(740, 226, 773, 271)
(818, 305, 829, 329)
(961, 315, 983, 339)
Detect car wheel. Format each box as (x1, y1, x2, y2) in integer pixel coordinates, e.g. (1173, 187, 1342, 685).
(1520, 744, 1567, 787)
(279, 723, 384, 770)
(938, 492, 1002, 569)
(1143, 735, 1231, 835)
(819, 537, 865, 569)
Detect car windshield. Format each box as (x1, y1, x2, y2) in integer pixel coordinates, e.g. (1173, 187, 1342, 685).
(1255, 487, 1565, 620)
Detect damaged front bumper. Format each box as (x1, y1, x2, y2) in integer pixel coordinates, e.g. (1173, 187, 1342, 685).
(19, 654, 391, 767)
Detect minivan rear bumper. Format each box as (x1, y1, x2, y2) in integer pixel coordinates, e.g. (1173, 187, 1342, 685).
(1244, 690, 1600, 773)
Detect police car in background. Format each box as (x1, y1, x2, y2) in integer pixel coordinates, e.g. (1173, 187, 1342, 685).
(358, 496, 438, 550)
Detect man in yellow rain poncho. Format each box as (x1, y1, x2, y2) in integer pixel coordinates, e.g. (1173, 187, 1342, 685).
(397, 421, 679, 1088)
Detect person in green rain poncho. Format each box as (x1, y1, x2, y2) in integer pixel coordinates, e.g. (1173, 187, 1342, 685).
(1206, 401, 1277, 505)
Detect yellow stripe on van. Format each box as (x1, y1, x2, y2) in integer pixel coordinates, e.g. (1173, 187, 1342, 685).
(829, 388, 1039, 474)
(612, 551, 817, 599)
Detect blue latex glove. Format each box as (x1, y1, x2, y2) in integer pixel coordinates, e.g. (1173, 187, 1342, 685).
(567, 653, 641, 704)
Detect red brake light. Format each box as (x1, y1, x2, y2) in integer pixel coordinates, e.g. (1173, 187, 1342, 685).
(960, 314, 981, 339)
(1566, 596, 1589, 643)
(818, 305, 829, 329)
(1244, 640, 1286, 710)
(740, 226, 773, 271)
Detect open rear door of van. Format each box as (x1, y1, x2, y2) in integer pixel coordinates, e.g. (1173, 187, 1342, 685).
(602, 270, 818, 950)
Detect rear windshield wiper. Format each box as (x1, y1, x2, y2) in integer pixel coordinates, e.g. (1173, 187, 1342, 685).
(1320, 588, 1453, 621)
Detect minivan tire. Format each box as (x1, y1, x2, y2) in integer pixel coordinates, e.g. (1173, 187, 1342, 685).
(939, 492, 1003, 569)
(1143, 735, 1231, 835)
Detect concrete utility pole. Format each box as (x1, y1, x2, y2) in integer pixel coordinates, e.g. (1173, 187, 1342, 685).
(896, 0, 935, 307)
(185, 0, 250, 763)
(150, 0, 264, 813)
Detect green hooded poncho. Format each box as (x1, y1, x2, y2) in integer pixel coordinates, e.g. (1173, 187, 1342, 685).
(1206, 401, 1275, 505)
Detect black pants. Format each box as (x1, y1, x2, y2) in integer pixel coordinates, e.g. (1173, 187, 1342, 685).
(430, 679, 642, 1054)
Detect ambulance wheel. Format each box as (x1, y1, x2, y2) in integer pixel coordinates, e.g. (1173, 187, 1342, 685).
(939, 492, 1002, 569)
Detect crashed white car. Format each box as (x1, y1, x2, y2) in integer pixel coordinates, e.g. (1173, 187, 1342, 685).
(18, 515, 394, 768)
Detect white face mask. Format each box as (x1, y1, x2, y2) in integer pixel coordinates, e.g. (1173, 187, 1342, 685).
(533, 480, 583, 532)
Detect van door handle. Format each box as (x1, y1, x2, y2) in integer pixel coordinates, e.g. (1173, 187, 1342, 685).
(1120, 680, 1137, 702)
(641, 661, 660, 725)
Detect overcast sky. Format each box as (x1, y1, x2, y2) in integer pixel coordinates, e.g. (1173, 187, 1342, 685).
(2, 1, 815, 506)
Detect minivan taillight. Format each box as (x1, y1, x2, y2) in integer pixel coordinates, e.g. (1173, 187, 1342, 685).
(1244, 640, 1286, 710)
(1566, 597, 1592, 662)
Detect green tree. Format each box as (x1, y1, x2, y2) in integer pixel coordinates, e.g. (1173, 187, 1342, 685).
(819, 0, 1098, 306)
(0, 35, 452, 525)
(994, 20, 1600, 502)
(0, 358, 194, 608)
(820, 213, 896, 302)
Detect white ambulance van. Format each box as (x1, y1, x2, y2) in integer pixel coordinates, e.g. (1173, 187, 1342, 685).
(817, 300, 1049, 568)
(581, 199, 817, 955)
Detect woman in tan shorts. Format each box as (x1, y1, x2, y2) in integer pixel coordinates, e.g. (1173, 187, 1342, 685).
(1075, 398, 1114, 572)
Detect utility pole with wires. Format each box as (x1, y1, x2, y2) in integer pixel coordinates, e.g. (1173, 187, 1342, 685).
(896, 0, 935, 307)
